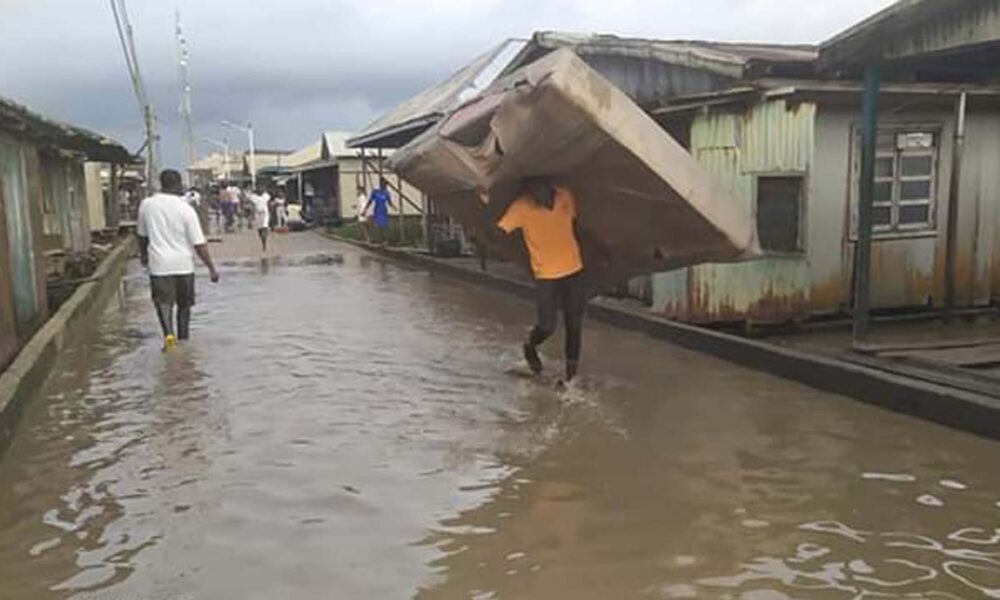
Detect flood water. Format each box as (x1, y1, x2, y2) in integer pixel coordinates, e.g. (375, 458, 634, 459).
(1, 232, 999, 599)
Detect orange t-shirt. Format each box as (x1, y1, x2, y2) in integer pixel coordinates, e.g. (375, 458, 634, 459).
(498, 187, 584, 280)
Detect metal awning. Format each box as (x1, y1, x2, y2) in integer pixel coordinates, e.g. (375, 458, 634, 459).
(0, 95, 134, 164)
(820, 0, 1000, 75)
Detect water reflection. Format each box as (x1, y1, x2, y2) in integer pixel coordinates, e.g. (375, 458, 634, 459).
(1, 234, 1000, 600)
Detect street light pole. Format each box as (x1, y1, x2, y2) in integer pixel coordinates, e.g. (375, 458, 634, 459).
(222, 120, 255, 189)
(248, 126, 256, 189)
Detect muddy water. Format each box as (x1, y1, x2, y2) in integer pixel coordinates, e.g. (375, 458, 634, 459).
(1, 232, 999, 599)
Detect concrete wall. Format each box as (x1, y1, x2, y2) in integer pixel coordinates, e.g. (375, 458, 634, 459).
(0, 241, 129, 454)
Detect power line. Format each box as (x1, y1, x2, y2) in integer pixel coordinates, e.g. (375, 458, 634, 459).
(109, 0, 158, 190)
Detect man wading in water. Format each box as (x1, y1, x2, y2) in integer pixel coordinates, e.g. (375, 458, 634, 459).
(248, 187, 271, 252)
(494, 176, 596, 383)
(137, 170, 220, 351)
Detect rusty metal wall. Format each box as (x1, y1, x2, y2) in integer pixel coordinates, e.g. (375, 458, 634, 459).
(1, 137, 39, 332)
(653, 100, 815, 323)
(39, 154, 90, 253)
(654, 97, 1000, 324)
(85, 162, 106, 232)
(815, 106, 1000, 312)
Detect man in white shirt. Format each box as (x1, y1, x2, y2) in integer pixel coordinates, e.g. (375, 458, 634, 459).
(137, 170, 220, 351)
(248, 188, 271, 251)
(223, 184, 240, 232)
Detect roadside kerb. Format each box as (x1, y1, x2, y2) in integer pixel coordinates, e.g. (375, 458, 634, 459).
(327, 233, 1000, 440)
(0, 241, 131, 456)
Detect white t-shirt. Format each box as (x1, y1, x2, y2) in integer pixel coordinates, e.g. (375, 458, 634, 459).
(137, 193, 207, 276)
(249, 193, 270, 229)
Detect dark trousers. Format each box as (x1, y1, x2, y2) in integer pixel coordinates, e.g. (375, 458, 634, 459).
(529, 271, 587, 363)
(150, 274, 195, 339)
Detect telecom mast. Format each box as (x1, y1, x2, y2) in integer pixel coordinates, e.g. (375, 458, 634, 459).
(176, 10, 196, 186)
(109, 0, 158, 190)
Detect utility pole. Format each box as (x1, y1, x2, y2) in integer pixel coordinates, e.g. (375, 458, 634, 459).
(110, 0, 159, 192)
(222, 120, 256, 189)
(176, 9, 196, 187)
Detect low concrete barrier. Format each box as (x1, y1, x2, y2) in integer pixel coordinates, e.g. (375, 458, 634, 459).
(0, 241, 131, 456)
(329, 234, 1000, 440)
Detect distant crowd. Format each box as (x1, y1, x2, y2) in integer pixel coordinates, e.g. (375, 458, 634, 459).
(183, 183, 303, 236)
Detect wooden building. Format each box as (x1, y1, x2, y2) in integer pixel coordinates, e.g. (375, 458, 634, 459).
(0, 96, 131, 371)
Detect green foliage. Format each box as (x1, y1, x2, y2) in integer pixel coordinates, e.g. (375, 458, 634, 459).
(327, 217, 425, 248)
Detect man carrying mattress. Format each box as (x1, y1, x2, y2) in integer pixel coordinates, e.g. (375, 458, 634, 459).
(495, 176, 599, 383)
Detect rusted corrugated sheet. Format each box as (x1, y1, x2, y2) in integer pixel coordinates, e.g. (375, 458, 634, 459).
(686, 259, 811, 323)
(654, 99, 815, 323)
(741, 101, 815, 173)
(0, 136, 40, 331)
(39, 155, 89, 253)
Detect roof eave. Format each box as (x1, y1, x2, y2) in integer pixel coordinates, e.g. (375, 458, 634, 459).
(346, 114, 442, 149)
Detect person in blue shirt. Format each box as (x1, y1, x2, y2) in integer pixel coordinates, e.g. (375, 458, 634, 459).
(364, 178, 394, 243)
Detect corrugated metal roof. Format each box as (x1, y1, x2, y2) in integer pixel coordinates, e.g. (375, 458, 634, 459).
(0, 94, 133, 163)
(347, 39, 527, 149)
(820, 0, 951, 64)
(820, 0, 1000, 69)
(246, 151, 290, 173)
(323, 131, 361, 158)
(504, 32, 817, 80)
(188, 151, 240, 172)
(651, 78, 1000, 115)
(285, 140, 323, 168)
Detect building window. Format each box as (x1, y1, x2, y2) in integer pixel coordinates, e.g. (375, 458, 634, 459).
(756, 176, 803, 253)
(855, 128, 938, 235)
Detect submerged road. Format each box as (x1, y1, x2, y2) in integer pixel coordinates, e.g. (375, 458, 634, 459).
(1, 231, 999, 599)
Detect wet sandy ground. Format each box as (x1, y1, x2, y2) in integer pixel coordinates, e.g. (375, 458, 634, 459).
(1, 231, 999, 599)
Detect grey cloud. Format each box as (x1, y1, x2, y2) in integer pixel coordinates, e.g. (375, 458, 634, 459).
(1, 0, 895, 169)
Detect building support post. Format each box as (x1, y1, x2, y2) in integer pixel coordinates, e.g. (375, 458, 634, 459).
(359, 146, 368, 199)
(852, 64, 881, 346)
(397, 172, 405, 245)
(108, 163, 120, 230)
(944, 91, 967, 322)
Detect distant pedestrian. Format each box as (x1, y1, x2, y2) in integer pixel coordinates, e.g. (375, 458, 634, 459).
(248, 187, 271, 251)
(274, 190, 288, 229)
(223, 183, 240, 232)
(137, 169, 220, 351)
(183, 186, 201, 208)
(364, 178, 393, 244)
(184, 187, 209, 234)
(242, 187, 255, 230)
(355, 185, 370, 241)
(493, 176, 602, 383)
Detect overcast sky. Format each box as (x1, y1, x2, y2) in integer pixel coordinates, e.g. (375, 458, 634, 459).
(1, 0, 894, 168)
